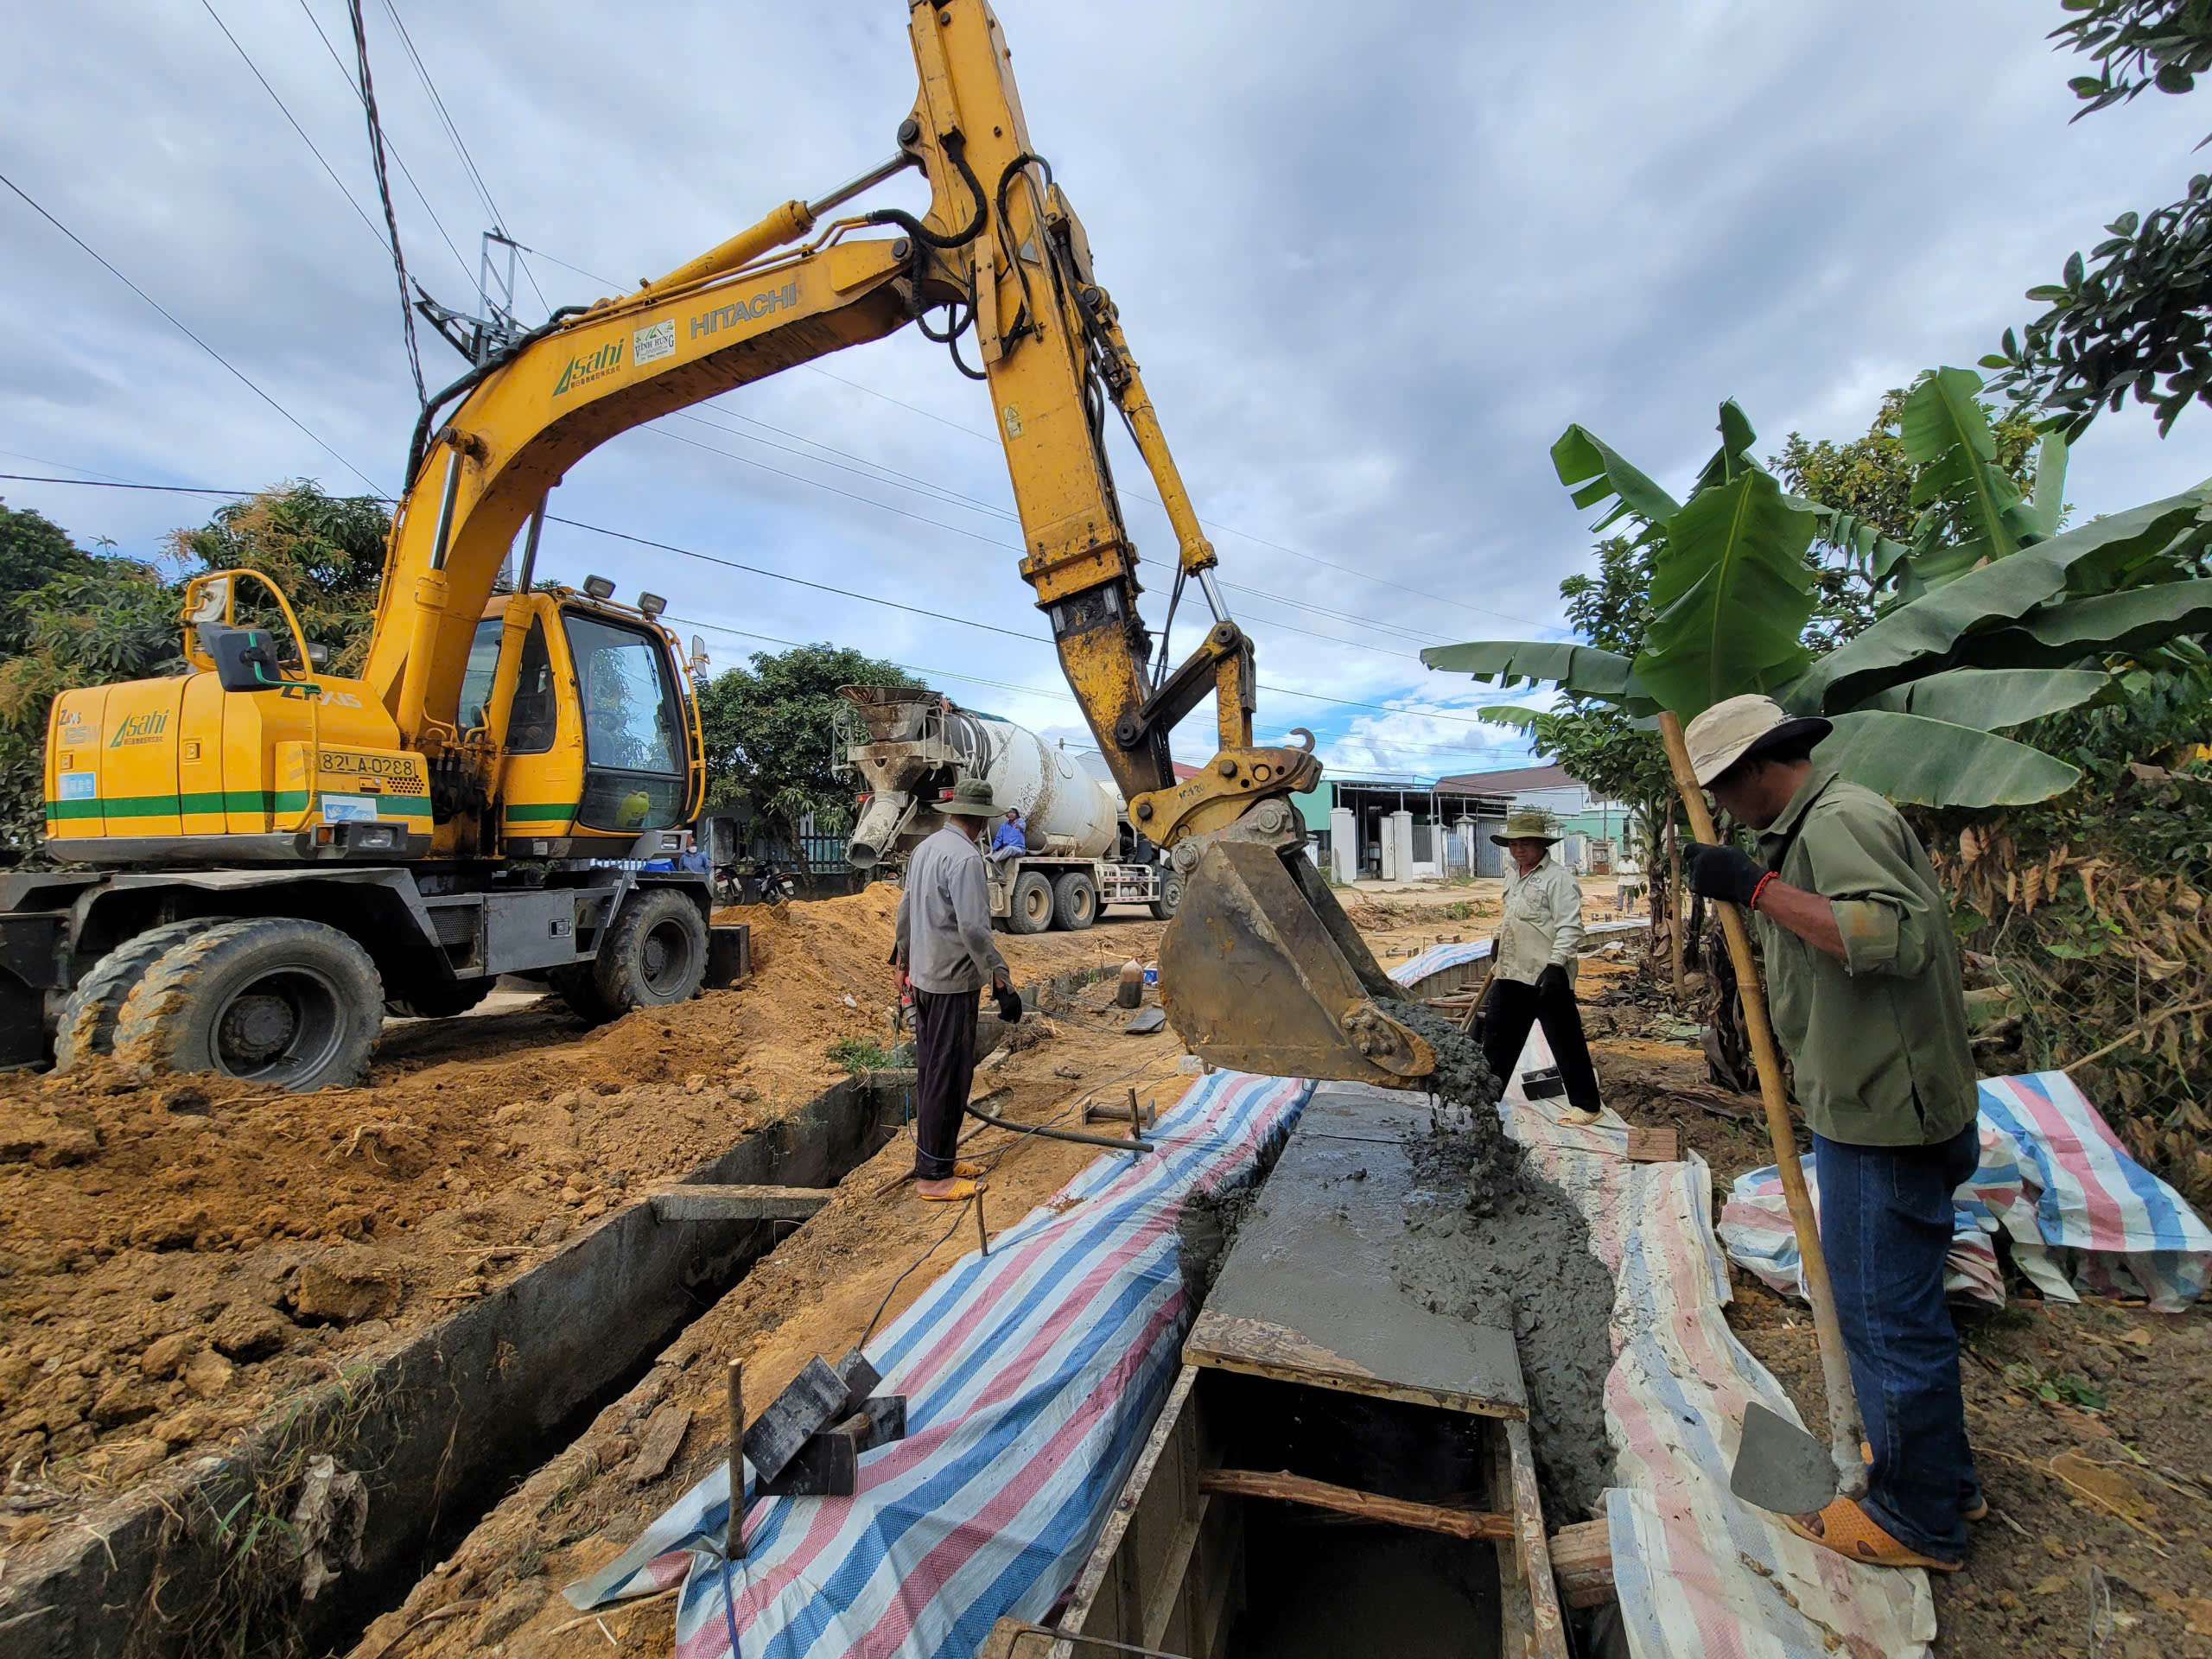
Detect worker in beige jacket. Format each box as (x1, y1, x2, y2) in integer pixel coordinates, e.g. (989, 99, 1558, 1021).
(1479, 808, 1601, 1122)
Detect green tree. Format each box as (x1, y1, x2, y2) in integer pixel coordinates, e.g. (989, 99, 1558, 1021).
(0, 502, 92, 650)
(1985, 1, 2212, 436)
(163, 481, 390, 672)
(1776, 381, 2050, 645)
(693, 643, 921, 859)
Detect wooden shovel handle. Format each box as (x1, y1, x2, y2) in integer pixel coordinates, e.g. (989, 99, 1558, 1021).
(1656, 711, 1866, 1499)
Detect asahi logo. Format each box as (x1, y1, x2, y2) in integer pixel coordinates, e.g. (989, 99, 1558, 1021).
(110, 710, 168, 747)
(552, 338, 626, 397)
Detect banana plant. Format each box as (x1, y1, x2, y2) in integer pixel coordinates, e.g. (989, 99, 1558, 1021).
(1425, 388, 2212, 810)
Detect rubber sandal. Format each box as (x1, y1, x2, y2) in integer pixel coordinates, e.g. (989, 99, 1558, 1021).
(1780, 1497, 1961, 1572)
(1858, 1441, 1987, 1522)
(952, 1160, 987, 1179)
(918, 1178, 982, 1202)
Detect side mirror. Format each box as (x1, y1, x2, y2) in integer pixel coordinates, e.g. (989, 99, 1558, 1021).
(199, 623, 285, 693)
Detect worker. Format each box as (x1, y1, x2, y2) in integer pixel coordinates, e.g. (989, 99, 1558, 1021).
(892, 777, 1014, 1202)
(675, 832, 710, 875)
(988, 804, 1027, 870)
(1679, 694, 1980, 1573)
(1479, 807, 1601, 1122)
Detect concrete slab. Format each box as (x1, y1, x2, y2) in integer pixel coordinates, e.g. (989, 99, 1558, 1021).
(1185, 1083, 1527, 1419)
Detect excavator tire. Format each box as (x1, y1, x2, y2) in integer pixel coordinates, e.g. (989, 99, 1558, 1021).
(1147, 871, 1185, 923)
(111, 918, 383, 1090)
(1006, 870, 1054, 936)
(52, 919, 219, 1071)
(385, 977, 497, 1020)
(577, 889, 709, 1023)
(1052, 870, 1097, 931)
(547, 962, 619, 1027)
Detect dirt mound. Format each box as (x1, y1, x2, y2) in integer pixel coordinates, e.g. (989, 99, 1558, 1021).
(0, 883, 1150, 1538)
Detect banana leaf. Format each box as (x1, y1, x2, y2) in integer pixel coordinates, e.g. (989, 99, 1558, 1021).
(1550, 426, 1679, 533)
(1951, 578, 2212, 670)
(1816, 710, 2082, 808)
(2027, 433, 2069, 541)
(1418, 640, 1640, 698)
(1632, 469, 1816, 718)
(1783, 492, 2210, 713)
(1857, 667, 2109, 728)
(1687, 400, 1762, 497)
(1899, 368, 2039, 581)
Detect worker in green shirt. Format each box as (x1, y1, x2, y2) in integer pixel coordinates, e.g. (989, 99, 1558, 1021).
(1679, 694, 1982, 1573)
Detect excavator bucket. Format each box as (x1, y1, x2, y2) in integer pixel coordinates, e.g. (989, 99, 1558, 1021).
(1158, 840, 1437, 1085)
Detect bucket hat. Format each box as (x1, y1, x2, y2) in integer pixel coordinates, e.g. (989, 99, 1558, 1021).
(1491, 806, 1561, 847)
(929, 777, 999, 815)
(1681, 694, 1834, 786)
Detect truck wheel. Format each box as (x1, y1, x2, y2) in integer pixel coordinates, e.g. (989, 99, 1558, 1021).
(547, 962, 618, 1026)
(112, 918, 383, 1090)
(1148, 871, 1185, 922)
(385, 977, 496, 1019)
(1052, 870, 1098, 931)
(1007, 870, 1054, 936)
(592, 889, 709, 1014)
(53, 919, 218, 1071)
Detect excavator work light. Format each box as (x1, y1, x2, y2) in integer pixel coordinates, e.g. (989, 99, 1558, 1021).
(637, 592, 667, 618)
(582, 575, 616, 601)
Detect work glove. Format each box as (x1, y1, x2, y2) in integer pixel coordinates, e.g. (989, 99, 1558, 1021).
(1681, 840, 1763, 908)
(994, 982, 1023, 1025)
(1535, 963, 1570, 1000)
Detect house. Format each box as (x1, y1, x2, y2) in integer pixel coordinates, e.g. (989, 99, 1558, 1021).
(1289, 775, 1513, 882)
(1433, 762, 1637, 873)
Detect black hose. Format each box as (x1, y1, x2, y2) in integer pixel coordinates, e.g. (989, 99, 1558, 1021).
(963, 1096, 1154, 1154)
(864, 130, 986, 251)
(402, 302, 593, 488)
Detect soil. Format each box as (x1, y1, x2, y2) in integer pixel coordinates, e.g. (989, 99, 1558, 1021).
(0, 887, 1161, 1545)
(1582, 965, 2212, 1658)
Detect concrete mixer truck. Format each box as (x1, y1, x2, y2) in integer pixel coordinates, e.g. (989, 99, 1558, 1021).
(835, 685, 1179, 932)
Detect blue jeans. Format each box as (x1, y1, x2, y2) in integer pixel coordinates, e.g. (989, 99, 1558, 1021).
(1813, 1122, 1982, 1560)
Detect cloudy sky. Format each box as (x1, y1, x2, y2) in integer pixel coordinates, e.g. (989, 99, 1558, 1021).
(3, 0, 2205, 782)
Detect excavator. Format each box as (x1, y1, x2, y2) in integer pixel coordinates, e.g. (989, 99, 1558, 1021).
(0, 0, 1436, 1093)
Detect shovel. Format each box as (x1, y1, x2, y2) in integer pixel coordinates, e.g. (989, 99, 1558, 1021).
(1656, 711, 1866, 1512)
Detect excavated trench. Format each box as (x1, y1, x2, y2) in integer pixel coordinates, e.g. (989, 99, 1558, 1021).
(0, 1072, 905, 1659)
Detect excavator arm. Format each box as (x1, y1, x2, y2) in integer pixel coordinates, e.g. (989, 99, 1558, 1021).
(365, 0, 1433, 1085)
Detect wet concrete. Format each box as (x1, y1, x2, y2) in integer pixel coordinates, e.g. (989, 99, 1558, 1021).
(1177, 1179, 1257, 1303)
(1392, 1005, 1617, 1522)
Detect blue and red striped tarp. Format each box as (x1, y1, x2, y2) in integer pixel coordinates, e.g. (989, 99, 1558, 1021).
(565, 1069, 1310, 1657)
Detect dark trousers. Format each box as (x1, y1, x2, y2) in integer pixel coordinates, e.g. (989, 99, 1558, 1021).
(1814, 1122, 1982, 1560)
(911, 986, 978, 1180)
(1480, 975, 1601, 1114)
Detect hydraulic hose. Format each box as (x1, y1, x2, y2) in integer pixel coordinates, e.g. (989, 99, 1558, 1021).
(863, 130, 986, 251)
(403, 303, 593, 488)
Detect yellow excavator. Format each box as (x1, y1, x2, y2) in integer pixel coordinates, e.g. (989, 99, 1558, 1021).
(0, 0, 1434, 1092)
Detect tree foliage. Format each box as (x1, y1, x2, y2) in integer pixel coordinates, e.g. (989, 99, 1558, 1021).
(1984, 2, 2212, 436)
(164, 482, 390, 673)
(693, 643, 921, 855)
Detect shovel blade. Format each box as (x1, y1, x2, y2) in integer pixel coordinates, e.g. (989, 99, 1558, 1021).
(1729, 1401, 1839, 1515)
(1158, 839, 1435, 1086)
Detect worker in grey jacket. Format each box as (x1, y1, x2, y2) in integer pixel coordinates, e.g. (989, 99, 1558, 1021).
(1479, 808, 1601, 1121)
(893, 777, 1013, 1201)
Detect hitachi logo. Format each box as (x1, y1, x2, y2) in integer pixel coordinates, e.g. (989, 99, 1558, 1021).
(552, 339, 626, 397)
(690, 281, 800, 340)
(110, 711, 168, 747)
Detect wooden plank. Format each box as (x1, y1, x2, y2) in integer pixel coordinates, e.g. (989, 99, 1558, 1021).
(1057, 1364, 1208, 1654)
(1548, 1518, 1616, 1609)
(1198, 1469, 1513, 1541)
(1504, 1417, 1572, 1659)
(1624, 1126, 1681, 1164)
(650, 1184, 836, 1223)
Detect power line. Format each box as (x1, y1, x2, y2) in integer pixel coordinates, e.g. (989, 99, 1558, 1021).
(0, 173, 384, 495)
(199, 0, 389, 257)
(346, 0, 425, 404)
(295, 0, 474, 289)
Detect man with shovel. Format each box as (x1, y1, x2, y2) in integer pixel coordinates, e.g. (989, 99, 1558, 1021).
(1680, 694, 1982, 1573)
(893, 778, 1016, 1203)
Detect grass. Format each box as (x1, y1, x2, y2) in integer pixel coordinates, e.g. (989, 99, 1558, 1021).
(827, 1035, 899, 1073)
(1442, 900, 1474, 921)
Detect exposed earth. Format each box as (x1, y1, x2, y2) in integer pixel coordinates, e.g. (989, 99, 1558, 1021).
(7, 875, 2204, 1658)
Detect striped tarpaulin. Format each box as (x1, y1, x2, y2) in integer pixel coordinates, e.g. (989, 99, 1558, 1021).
(563, 1069, 1311, 1657)
(1719, 1071, 2209, 1313)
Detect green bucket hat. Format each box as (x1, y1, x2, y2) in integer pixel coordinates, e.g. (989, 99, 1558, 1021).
(1491, 806, 1560, 847)
(929, 777, 999, 815)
